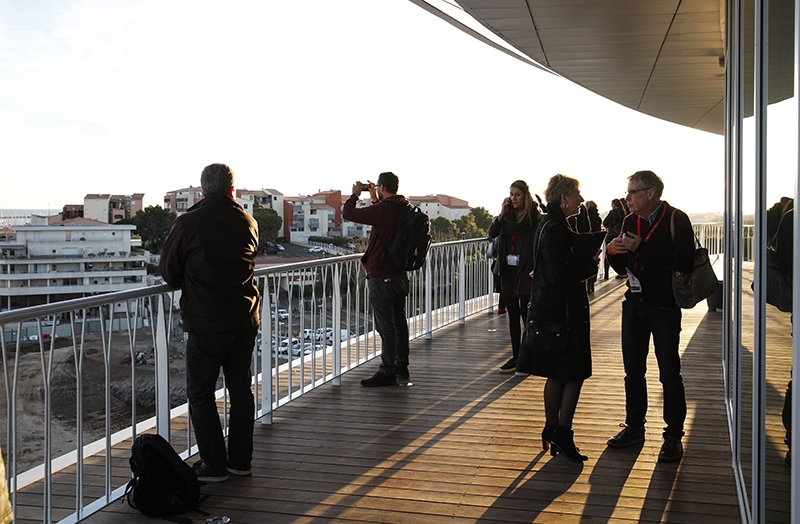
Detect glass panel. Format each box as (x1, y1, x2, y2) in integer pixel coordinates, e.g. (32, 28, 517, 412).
(763, 0, 796, 515)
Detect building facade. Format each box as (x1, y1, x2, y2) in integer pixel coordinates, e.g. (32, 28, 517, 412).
(284, 190, 342, 243)
(0, 217, 146, 310)
(163, 187, 203, 215)
(409, 194, 470, 221)
(83, 194, 144, 223)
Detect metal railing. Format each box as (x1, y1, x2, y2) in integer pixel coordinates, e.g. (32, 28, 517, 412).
(0, 237, 492, 523)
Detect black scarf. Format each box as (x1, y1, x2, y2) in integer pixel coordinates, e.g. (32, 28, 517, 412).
(500, 207, 536, 236)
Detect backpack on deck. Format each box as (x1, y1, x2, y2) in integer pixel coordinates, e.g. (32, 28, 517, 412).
(125, 433, 201, 519)
(384, 201, 432, 271)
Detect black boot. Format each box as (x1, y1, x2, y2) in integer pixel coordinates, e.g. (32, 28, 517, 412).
(550, 426, 588, 462)
(541, 425, 556, 451)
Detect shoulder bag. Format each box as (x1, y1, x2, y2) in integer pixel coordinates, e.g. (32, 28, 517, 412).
(669, 212, 719, 309)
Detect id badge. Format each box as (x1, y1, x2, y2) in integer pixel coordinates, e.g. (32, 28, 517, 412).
(506, 254, 520, 266)
(628, 273, 642, 293)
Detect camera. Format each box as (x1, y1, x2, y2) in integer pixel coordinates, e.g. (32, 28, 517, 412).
(361, 183, 369, 192)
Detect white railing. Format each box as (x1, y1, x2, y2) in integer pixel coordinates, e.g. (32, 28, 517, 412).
(694, 222, 753, 261)
(0, 237, 493, 523)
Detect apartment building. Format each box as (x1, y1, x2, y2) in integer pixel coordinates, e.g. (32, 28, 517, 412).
(284, 190, 342, 243)
(236, 188, 285, 225)
(83, 194, 144, 223)
(409, 195, 470, 221)
(163, 187, 203, 215)
(0, 217, 146, 310)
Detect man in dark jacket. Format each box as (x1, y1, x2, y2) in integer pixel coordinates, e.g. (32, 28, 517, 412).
(605, 170, 695, 463)
(160, 163, 260, 482)
(342, 172, 411, 387)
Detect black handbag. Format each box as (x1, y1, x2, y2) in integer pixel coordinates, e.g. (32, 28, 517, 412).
(520, 221, 570, 356)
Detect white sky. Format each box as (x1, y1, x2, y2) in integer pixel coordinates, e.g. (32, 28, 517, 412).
(1, 0, 793, 216)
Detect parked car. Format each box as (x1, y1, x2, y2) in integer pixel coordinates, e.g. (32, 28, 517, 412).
(276, 244, 285, 252)
(277, 309, 289, 320)
(315, 327, 333, 340)
(278, 337, 300, 354)
(308, 246, 323, 253)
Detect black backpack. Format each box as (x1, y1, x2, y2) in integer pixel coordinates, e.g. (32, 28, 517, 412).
(125, 433, 201, 519)
(384, 201, 432, 271)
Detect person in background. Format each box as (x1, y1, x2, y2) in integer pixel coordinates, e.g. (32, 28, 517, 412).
(605, 170, 695, 463)
(160, 163, 260, 482)
(603, 199, 627, 280)
(488, 180, 541, 373)
(522, 174, 599, 462)
(584, 200, 602, 294)
(342, 172, 412, 387)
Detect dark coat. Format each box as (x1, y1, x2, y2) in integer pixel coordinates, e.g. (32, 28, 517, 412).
(520, 204, 598, 381)
(488, 208, 539, 297)
(159, 195, 260, 333)
(607, 201, 695, 307)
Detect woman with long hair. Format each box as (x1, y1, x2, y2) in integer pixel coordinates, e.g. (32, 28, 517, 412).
(523, 174, 599, 461)
(488, 180, 540, 373)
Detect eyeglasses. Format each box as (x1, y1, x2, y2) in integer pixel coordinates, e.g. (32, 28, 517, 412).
(626, 187, 651, 196)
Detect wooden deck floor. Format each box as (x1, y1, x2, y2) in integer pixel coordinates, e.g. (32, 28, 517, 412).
(20, 277, 795, 523)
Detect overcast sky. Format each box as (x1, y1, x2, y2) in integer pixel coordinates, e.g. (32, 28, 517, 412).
(1, 0, 792, 216)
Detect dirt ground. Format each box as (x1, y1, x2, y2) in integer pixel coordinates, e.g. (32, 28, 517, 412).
(0, 328, 188, 473)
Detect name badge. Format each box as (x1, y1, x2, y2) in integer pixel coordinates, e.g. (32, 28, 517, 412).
(628, 273, 642, 293)
(506, 254, 520, 266)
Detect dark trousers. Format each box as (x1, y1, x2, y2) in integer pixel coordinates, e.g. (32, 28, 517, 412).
(503, 294, 525, 359)
(621, 300, 686, 438)
(368, 274, 410, 375)
(186, 326, 258, 469)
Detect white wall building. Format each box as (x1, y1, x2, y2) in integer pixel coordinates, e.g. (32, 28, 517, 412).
(0, 218, 146, 310)
(409, 195, 470, 221)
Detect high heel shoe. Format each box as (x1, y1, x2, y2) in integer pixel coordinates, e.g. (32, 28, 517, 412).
(550, 426, 588, 462)
(541, 425, 556, 451)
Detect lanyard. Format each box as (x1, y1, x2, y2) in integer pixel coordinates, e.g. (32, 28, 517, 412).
(633, 205, 666, 271)
(510, 235, 516, 253)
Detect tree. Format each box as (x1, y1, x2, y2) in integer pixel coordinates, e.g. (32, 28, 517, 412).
(120, 206, 176, 253)
(454, 213, 483, 239)
(430, 216, 459, 243)
(470, 206, 493, 232)
(253, 203, 283, 248)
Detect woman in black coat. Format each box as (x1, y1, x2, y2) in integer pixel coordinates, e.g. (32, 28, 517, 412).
(522, 174, 599, 462)
(488, 180, 540, 373)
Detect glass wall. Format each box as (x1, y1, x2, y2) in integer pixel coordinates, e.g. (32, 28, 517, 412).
(726, 0, 796, 521)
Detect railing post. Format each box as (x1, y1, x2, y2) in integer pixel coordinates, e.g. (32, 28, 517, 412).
(332, 264, 342, 386)
(458, 247, 466, 325)
(154, 294, 170, 438)
(260, 284, 273, 425)
(425, 255, 433, 339)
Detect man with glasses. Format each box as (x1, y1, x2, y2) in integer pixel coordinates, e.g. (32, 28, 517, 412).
(605, 170, 696, 462)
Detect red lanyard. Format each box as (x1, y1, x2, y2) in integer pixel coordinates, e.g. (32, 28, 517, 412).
(633, 205, 666, 271)
(510, 235, 516, 253)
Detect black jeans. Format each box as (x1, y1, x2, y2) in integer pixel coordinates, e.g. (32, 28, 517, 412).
(368, 274, 410, 375)
(186, 326, 258, 469)
(621, 300, 686, 438)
